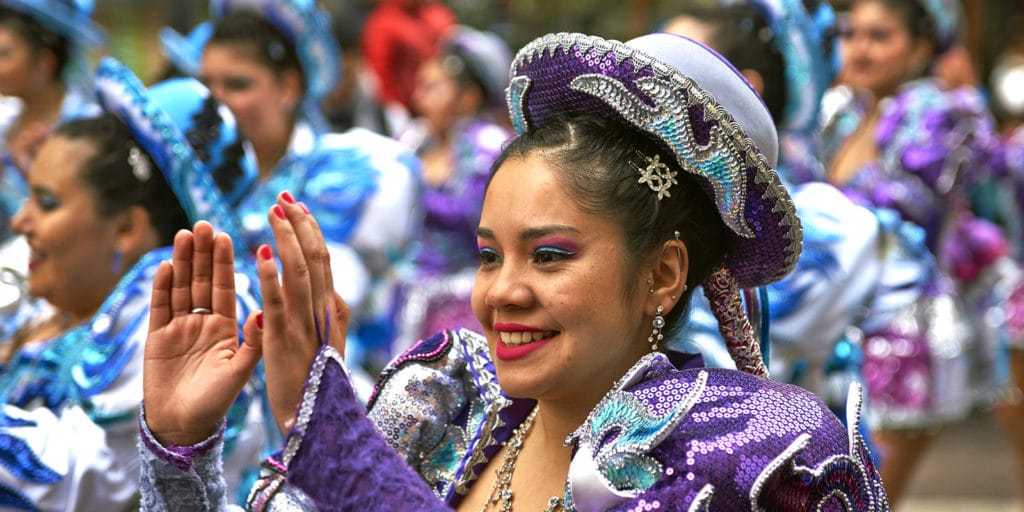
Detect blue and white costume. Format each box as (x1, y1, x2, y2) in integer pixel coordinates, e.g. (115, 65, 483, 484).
(0, 57, 266, 509)
(191, 0, 423, 380)
(0, 0, 104, 242)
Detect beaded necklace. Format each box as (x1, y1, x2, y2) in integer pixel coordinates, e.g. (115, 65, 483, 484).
(481, 406, 563, 512)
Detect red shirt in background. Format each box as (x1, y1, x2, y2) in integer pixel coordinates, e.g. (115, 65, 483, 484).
(361, 0, 456, 112)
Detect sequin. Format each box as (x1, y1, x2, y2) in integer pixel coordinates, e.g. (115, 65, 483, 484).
(506, 32, 802, 288)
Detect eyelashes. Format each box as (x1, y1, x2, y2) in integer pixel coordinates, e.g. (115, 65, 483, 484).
(476, 245, 577, 267)
(532, 245, 576, 264)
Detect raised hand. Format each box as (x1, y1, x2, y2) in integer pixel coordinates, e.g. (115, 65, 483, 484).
(143, 221, 263, 446)
(250, 192, 349, 435)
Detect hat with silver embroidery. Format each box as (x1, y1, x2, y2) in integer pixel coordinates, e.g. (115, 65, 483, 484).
(94, 57, 254, 250)
(507, 32, 802, 288)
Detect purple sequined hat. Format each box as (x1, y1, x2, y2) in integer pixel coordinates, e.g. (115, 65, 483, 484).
(507, 32, 802, 288)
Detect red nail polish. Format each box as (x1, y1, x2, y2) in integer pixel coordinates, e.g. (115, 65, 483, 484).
(299, 202, 310, 214)
(256, 312, 264, 330)
(281, 191, 296, 204)
(272, 205, 286, 220)
(258, 244, 272, 260)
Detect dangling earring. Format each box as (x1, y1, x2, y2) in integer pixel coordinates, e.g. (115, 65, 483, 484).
(649, 305, 665, 351)
(111, 250, 122, 274)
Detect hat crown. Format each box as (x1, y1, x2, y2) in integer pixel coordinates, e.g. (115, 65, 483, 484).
(626, 33, 778, 167)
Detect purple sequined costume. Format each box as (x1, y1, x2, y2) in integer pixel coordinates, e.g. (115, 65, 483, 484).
(394, 119, 511, 351)
(822, 80, 1018, 427)
(138, 330, 889, 511)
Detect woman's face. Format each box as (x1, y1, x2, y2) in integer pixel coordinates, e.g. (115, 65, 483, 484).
(471, 154, 650, 406)
(10, 136, 121, 316)
(411, 58, 462, 134)
(200, 43, 298, 146)
(841, 1, 931, 96)
(0, 26, 41, 97)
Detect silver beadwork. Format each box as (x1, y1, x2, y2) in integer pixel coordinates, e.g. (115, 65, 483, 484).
(635, 153, 678, 201)
(127, 145, 151, 182)
(649, 305, 665, 351)
(482, 406, 564, 511)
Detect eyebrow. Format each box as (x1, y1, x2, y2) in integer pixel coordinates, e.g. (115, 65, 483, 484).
(475, 225, 581, 242)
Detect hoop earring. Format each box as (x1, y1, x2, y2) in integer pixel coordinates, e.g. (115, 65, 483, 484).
(649, 305, 665, 351)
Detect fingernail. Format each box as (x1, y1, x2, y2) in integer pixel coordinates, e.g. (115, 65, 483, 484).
(272, 205, 286, 220)
(281, 191, 296, 204)
(258, 244, 272, 260)
(256, 312, 264, 330)
(299, 202, 310, 214)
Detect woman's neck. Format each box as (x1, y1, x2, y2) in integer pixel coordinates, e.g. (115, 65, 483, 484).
(252, 124, 295, 179)
(16, 81, 66, 125)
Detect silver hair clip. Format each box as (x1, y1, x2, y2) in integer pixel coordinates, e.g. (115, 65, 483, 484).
(127, 145, 152, 182)
(635, 153, 677, 201)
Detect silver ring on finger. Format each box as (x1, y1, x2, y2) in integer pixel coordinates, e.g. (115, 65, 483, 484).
(190, 307, 212, 315)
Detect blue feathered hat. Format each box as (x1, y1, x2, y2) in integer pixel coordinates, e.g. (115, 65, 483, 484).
(93, 57, 256, 249)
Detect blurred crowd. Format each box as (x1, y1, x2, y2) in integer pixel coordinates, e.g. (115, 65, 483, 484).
(1, 0, 1024, 509)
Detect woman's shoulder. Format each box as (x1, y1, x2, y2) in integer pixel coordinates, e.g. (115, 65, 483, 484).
(367, 328, 493, 409)
(568, 357, 888, 510)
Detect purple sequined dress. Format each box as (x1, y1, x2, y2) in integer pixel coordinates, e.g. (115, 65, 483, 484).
(138, 330, 890, 511)
(394, 119, 511, 352)
(822, 80, 1018, 427)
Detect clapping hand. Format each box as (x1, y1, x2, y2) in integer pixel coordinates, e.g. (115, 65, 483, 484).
(143, 193, 349, 445)
(143, 221, 262, 446)
(252, 193, 348, 434)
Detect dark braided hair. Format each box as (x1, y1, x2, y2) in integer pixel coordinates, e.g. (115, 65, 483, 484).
(184, 95, 248, 200)
(209, 9, 305, 91)
(54, 115, 189, 246)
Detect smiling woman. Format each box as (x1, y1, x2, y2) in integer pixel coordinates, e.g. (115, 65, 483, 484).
(0, 0, 104, 242)
(138, 31, 890, 511)
(0, 57, 264, 510)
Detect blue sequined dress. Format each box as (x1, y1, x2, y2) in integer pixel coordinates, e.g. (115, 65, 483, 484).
(0, 247, 263, 510)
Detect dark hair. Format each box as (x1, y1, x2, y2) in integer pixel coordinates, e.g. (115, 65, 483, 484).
(54, 115, 189, 246)
(855, 0, 939, 50)
(671, 4, 786, 125)
(209, 9, 305, 90)
(439, 49, 489, 108)
(490, 113, 731, 338)
(185, 95, 249, 202)
(0, 7, 70, 81)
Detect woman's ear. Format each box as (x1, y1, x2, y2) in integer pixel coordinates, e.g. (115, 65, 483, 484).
(647, 234, 689, 316)
(113, 206, 160, 267)
(279, 69, 304, 113)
